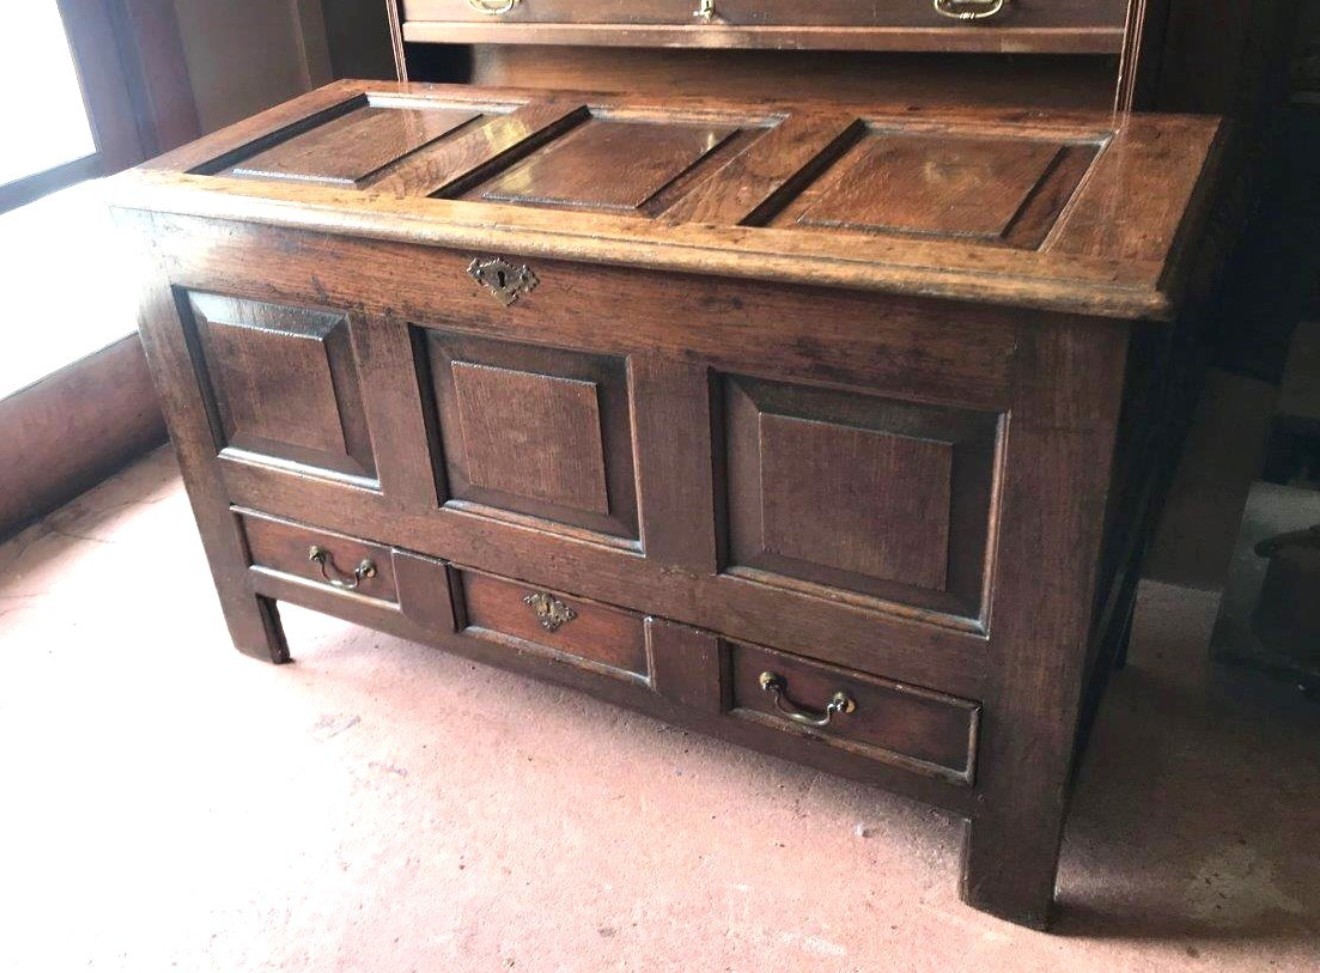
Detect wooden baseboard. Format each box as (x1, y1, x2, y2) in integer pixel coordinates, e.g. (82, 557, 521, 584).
(0, 334, 167, 541)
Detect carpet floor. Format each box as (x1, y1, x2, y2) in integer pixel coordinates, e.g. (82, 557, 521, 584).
(1, 446, 1316, 972)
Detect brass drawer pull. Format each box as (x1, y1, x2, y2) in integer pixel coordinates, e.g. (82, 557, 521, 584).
(694, 0, 717, 22)
(308, 545, 378, 590)
(467, 0, 521, 14)
(523, 591, 577, 633)
(932, 0, 1007, 21)
(759, 672, 857, 727)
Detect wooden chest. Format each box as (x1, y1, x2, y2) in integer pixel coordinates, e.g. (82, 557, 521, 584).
(110, 80, 1223, 928)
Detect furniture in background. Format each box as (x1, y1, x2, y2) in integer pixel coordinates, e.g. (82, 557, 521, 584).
(112, 78, 1223, 927)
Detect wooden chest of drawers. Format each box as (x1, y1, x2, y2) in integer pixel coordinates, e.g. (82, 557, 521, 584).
(110, 80, 1222, 928)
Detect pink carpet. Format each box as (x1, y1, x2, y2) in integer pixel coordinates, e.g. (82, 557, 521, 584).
(1, 446, 1316, 971)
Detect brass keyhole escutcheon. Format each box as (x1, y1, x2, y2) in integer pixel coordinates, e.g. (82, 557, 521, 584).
(522, 591, 577, 633)
(468, 257, 539, 306)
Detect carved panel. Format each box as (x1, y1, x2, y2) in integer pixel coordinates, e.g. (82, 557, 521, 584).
(184, 292, 376, 481)
(420, 331, 638, 541)
(721, 374, 1001, 621)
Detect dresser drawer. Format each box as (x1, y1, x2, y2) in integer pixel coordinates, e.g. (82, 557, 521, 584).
(452, 568, 650, 681)
(239, 512, 398, 603)
(402, 0, 1126, 30)
(727, 640, 980, 785)
(404, 0, 684, 23)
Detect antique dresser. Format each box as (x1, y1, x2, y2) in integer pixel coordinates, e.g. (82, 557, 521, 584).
(110, 78, 1222, 928)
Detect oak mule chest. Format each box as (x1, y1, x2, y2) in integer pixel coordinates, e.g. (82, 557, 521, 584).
(111, 80, 1222, 929)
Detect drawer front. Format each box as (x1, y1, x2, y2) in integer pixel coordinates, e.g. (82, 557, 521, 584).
(404, 1, 687, 24)
(402, 0, 1126, 29)
(240, 512, 398, 602)
(727, 640, 979, 784)
(453, 569, 649, 681)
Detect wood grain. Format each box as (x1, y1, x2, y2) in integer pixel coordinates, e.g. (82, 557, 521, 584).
(107, 81, 1225, 320)
(116, 77, 1224, 930)
(457, 568, 650, 679)
(728, 639, 981, 785)
(452, 361, 610, 514)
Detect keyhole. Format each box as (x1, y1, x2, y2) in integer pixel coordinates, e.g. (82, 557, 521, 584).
(495, 270, 508, 289)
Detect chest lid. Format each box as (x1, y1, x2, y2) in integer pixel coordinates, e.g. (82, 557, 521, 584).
(109, 80, 1224, 320)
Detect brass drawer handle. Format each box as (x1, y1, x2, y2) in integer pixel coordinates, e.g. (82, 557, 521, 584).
(467, 0, 521, 13)
(932, 0, 1007, 21)
(694, 0, 717, 22)
(523, 591, 577, 633)
(308, 545, 377, 590)
(759, 672, 857, 727)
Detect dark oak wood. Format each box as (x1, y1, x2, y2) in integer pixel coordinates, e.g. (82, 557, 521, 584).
(726, 639, 981, 786)
(456, 568, 650, 680)
(183, 292, 377, 482)
(401, 0, 1127, 30)
(241, 510, 398, 602)
(467, 46, 1125, 111)
(111, 80, 1224, 930)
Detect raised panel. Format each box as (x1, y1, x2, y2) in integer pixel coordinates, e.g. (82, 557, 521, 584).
(452, 362, 610, 513)
(420, 330, 639, 541)
(722, 374, 1000, 621)
(225, 103, 483, 187)
(466, 115, 741, 214)
(759, 413, 953, 590)
(770, 131, 1101, 248)
(185, 292, 375, 481)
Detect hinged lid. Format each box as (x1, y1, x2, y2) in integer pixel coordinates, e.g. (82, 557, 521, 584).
(109, 80, 1224, 320)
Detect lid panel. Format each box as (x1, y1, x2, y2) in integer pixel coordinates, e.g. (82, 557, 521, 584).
(787, 134, 1058, 238)
(459, 115, 744, 214)
(225, 103, 484, 187)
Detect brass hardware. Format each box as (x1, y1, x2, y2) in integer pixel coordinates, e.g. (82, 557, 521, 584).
(694, 0, 717, 22)
(308, 545, 377, 590)
(932, 0, 1007, 21)
(522, 591, 577, 633)
(468, 257, 539, 306)
(758, 671, 856, 728)
(467, 0, 521, 14)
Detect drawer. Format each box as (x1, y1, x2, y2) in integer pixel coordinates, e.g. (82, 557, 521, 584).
(402, 0, 1127, 30)
(727, 640, 980, 785)
(403, 1, 687, 24)
(239, 512, 398, 603)
(452, 568, 650, 681)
